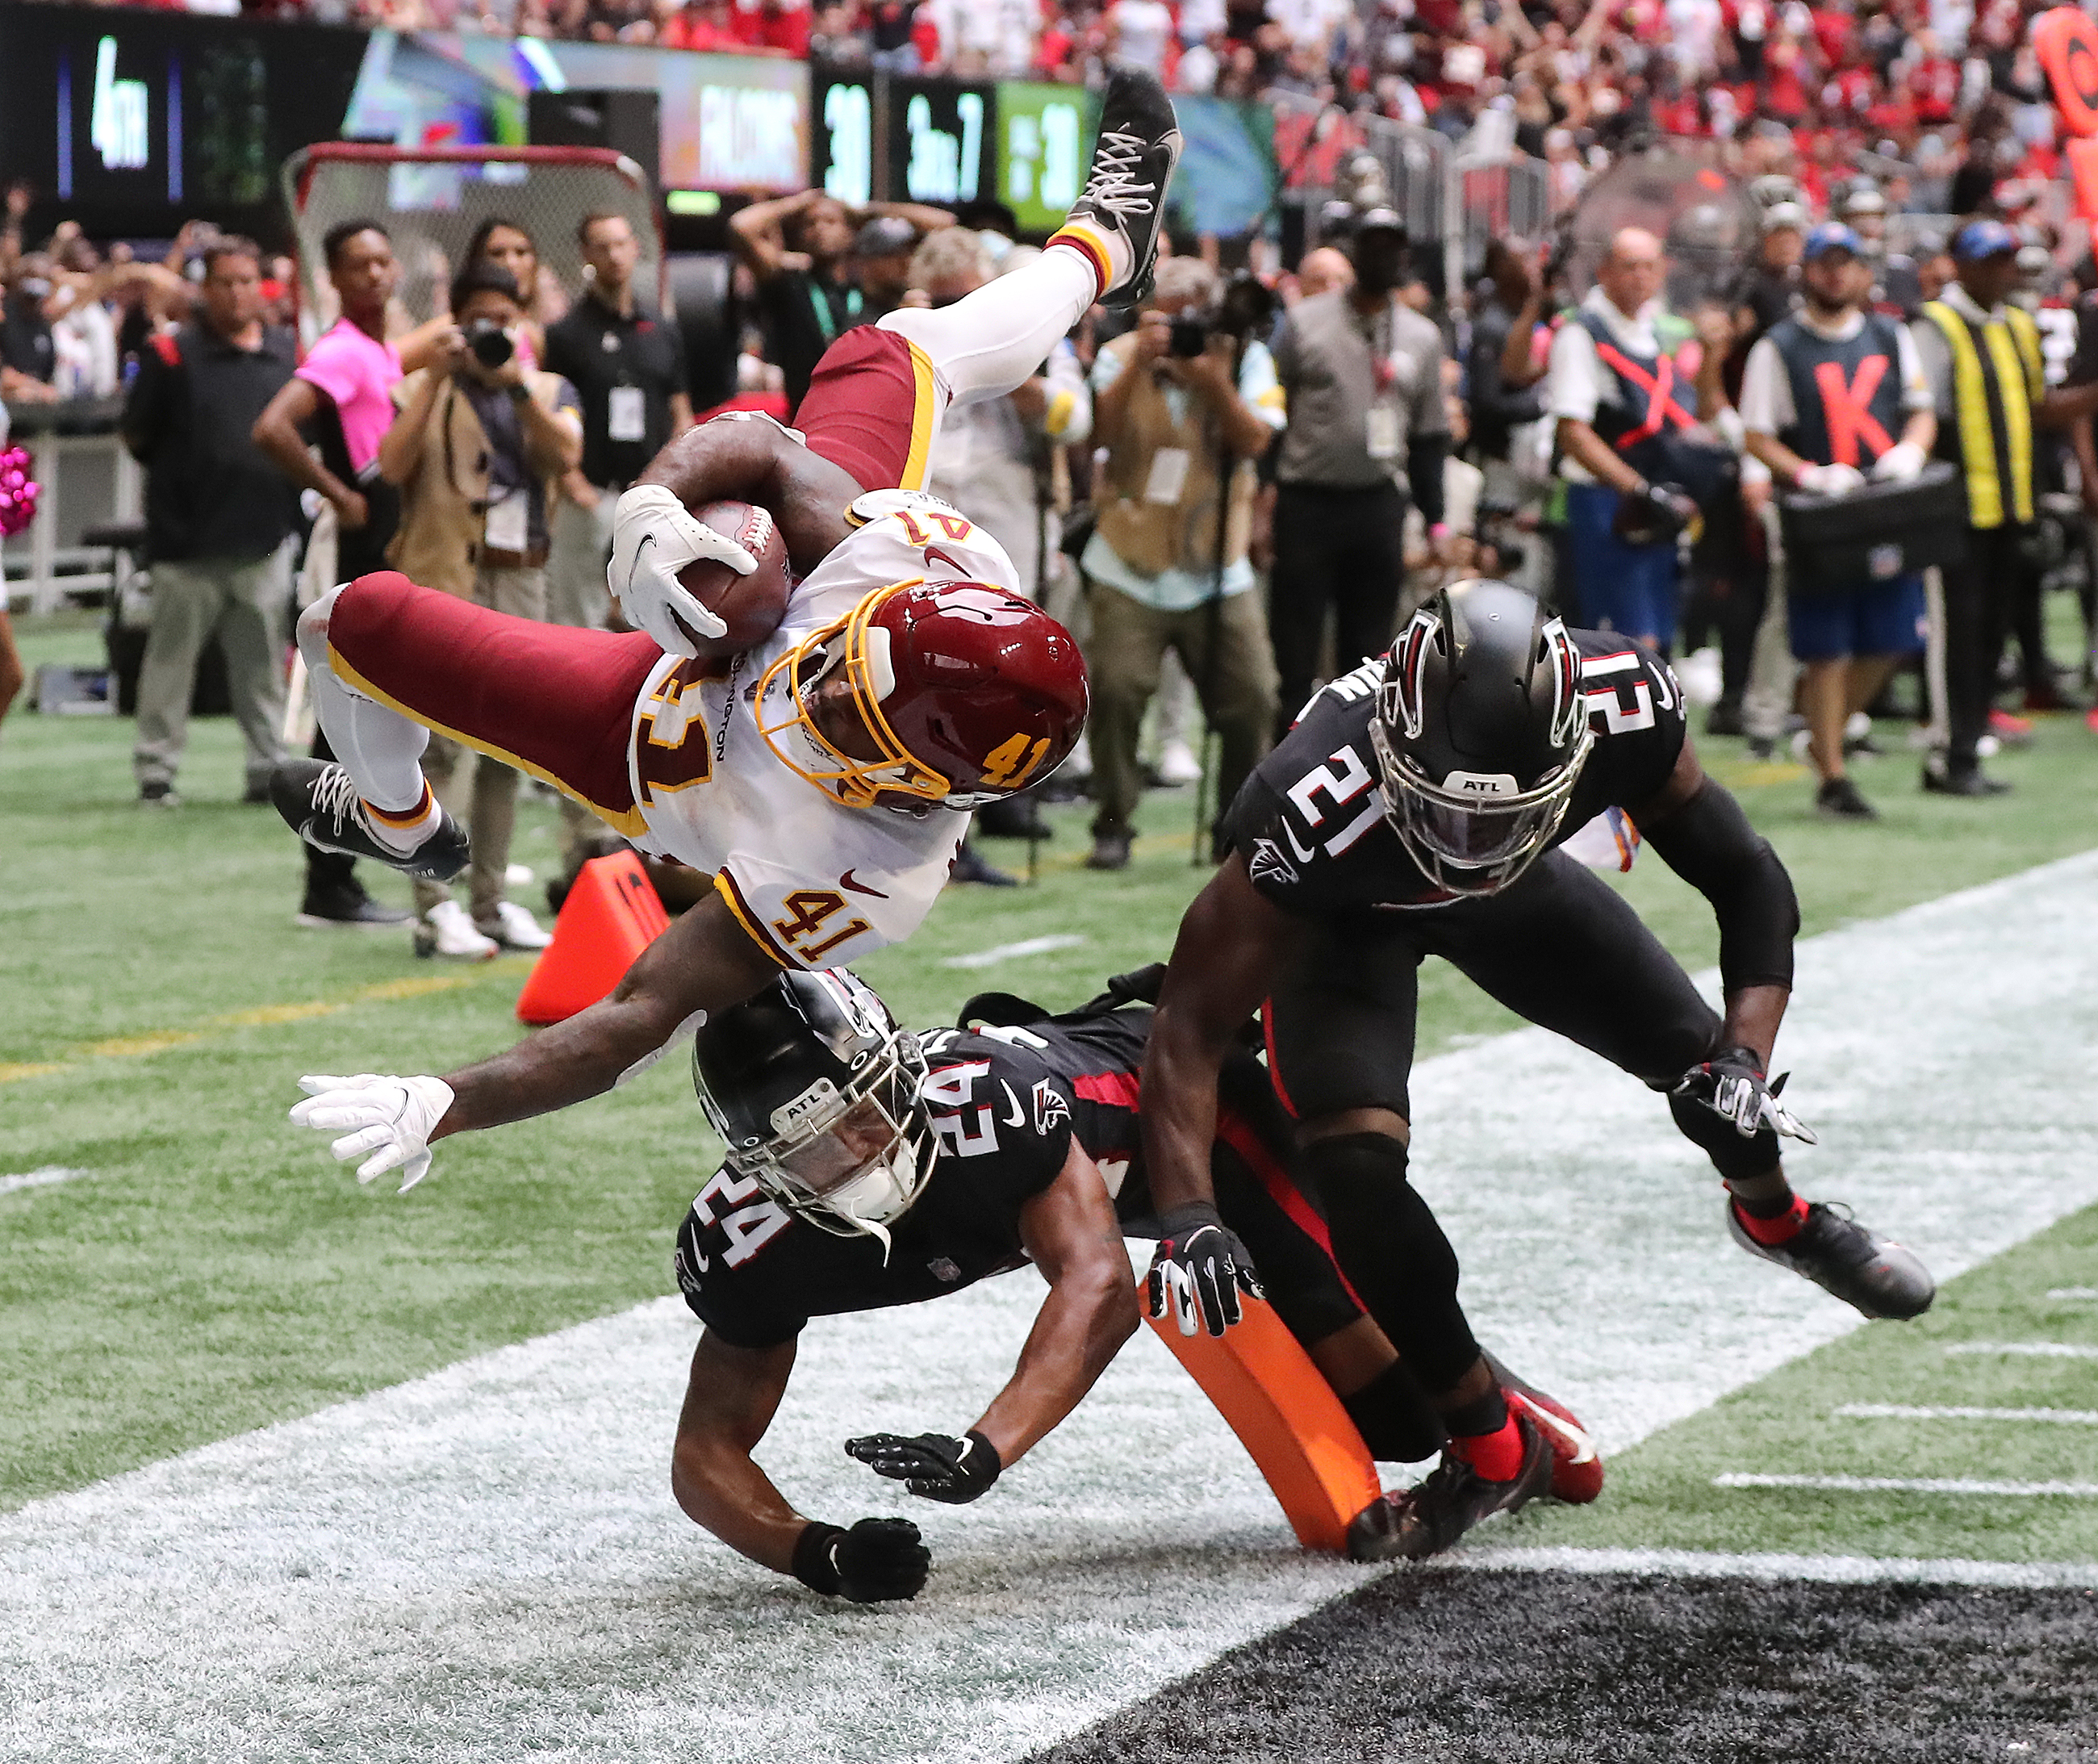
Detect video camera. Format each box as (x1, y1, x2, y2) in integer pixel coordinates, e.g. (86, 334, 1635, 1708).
(1167, 271, 1279, 357)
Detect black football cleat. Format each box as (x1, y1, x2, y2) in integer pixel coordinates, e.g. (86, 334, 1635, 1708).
(271, 759, 470, 884)
(1346, 1410, 1554, 1562)
(1482, 1352, 1604, 1505)
(1053, 67, 1181, 307)
(1728, 1199, 1936, 1320)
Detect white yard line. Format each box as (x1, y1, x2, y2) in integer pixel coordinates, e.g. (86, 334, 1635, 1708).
(939, 933, 1089, 968)
(2045, 1287, 2098, 1300)
(1834, 1403, 2098, 1427)
(1458, 1546, 2098, 1590)
(1714, 1473, 2098, 1499)
(0, 1167, 89, 1197)
(1945, 1342, 2098, 1360)
(6, 851, 2098, 1763)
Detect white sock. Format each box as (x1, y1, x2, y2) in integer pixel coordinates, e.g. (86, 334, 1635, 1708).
(877, 248, 1100, 411)
(299, 589, 434, 845)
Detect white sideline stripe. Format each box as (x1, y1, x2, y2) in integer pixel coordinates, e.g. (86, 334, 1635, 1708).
(939, 932, 1088, 968)
(8, 851, 2098, 1764)
(1835, 1403, 2098, 1427)
(1945, 1341, 2098, 1360)
(2045, 1287, 2098, 1300)
(1457, 1546, 2098, 1591)
(0, 1166, 89, 1196)
(1716, 1473, 2098, 1499)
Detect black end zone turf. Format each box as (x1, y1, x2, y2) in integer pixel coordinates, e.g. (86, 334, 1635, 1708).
(1030, 1569, 2098, 1763)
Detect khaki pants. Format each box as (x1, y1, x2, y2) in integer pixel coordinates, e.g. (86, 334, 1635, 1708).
(412, 565, 547, 922)
(133, 546, 292, 791)
(1086, 577, 1277, 838)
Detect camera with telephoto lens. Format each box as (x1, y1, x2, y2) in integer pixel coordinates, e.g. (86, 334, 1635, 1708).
(465, 318, 515, 370)
(1168, 270, 1279, 357)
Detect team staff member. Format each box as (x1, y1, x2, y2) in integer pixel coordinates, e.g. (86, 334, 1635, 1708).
(1078, 255, 1284, 872)
(543, 211, 694, 633)
(1137, 580, 1935, 1559)
(667, 968, 1597, 1598)
(1549, 227, 1727, 652)
(729, 189, 955, 416)
(252, 220, 423, 930)
(378, 262, 583, 957)
(123, 238, 301, 808)
(1911, 221, 2098, 796)
(1268, 211, 1449, 739)
(1741, 223, 1935, 822)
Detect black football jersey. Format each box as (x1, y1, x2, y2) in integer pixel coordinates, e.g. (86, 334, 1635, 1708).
(1225, 633, 1687, 920)
(673, 1009, 1156, 1350)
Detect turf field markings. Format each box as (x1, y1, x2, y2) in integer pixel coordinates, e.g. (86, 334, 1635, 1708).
(2045, 1286, 2098, 1300)
(1714, 1473, 2098, 1499)
(0, 1167, 90, 1198)
(941, 933, 1089, 969)
(0, 968, 522, 1086)
(1833, 1402, 2098, 1427)
(1944, 1342, 2098, 1360)
(8, 850, 2098, 1763)
(1457, 1545, 2098, 1589)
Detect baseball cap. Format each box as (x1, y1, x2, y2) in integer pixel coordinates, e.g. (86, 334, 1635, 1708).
(1802, 223, 1863, 262)
(1762, 200, 1809, 236)
(1953, 219, 2019, 262)
(854, 216, 917, 259)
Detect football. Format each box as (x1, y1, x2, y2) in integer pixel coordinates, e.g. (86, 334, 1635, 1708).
(680, 500, 792, 657)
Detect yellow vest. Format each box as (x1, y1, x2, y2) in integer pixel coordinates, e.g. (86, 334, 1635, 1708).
(1921, 299, 2043, 529)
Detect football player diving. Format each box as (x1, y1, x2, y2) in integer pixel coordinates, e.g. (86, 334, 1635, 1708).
(1138, 577, 1937, 1561)
(666, 966, 1603, 1603)
(274, 71, 1183, 1182)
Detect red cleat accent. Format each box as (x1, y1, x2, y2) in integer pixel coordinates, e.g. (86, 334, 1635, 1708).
(1502, 1386, 1606, 1506)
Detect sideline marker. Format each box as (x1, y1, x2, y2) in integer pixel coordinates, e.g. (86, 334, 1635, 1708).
(516, 852, 670, 1026)
(1147, 1296, 1382, 1553)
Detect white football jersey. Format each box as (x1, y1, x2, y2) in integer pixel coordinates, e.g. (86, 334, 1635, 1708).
(625, 494, 1022, 969)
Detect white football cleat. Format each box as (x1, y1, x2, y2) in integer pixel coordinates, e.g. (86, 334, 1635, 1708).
(477, 900, 553, 951)
(420, 900, 499, 960)
(1156, 738, 1202, 786)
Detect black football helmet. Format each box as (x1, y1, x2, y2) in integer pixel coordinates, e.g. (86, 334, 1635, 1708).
(692, 968, 934, 1243)
(1369, 579, 1594, 897)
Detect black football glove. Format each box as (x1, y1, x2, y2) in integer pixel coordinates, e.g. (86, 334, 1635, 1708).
(791, 1515, 930, 1603)
(1146, 1202, 1263, 1338)
(845, 1430, 1003, 1503)
(1670, 1045, 1818, 1173)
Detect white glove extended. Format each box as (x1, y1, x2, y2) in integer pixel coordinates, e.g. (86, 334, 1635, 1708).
(608, 484, 747, 658)
(1796, 462, 1867, 498)
(290, 1074, 456, 1192)
(1872, 440, 1928, 483)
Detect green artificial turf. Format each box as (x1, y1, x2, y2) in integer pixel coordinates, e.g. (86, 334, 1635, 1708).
(4, 606, 2097, 1510)
(1508, 1201, 2098, 1563)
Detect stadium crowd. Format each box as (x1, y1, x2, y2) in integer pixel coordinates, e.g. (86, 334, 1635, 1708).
(3, 0, 2096, 922)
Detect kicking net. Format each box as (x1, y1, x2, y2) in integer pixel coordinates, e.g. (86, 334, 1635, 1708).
(280, 144, 662, 330)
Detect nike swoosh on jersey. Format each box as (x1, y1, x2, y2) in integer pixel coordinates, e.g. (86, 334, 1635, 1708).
(1000, 1081, 1026, 1127)
(838, 869, 889, 898)
(1281, 821, 1316, 864)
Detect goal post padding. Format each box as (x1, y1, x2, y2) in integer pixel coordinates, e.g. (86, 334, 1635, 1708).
(281, 145, 664, 329)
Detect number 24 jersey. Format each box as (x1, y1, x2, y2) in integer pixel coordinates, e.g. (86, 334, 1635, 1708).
(1226, 630, 1688, 918)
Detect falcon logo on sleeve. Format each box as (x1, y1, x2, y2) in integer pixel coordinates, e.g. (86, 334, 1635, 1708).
(1248, 836, 1300, 888)
(1032, 1080, 1072, 1135)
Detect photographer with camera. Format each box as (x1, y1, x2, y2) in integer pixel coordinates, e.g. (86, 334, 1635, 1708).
(1076, 256, 1283, 872)
(1268, 209, 1451, 736)
(375, 261, 583, 956)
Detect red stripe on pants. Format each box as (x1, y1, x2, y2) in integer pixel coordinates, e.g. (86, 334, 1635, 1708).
(327, 571, 659, 820)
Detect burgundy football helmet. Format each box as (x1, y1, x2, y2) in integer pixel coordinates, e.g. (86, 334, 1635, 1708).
(758, 579, 1089, 810)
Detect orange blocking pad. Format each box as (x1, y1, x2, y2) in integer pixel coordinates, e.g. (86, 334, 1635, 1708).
(516, 852, 671, 1026)
(1146, 1295, 1382, 1553)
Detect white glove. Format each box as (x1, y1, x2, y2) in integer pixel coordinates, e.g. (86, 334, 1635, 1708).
(1796, 462, 1867, 497)
(608, 484, 746, 658)
(1872, 440, 1928, 483)
(290, 1074, 456, 1192)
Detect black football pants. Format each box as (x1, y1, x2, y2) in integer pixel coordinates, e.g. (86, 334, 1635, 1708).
(1260, 851, 1725, 1394)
